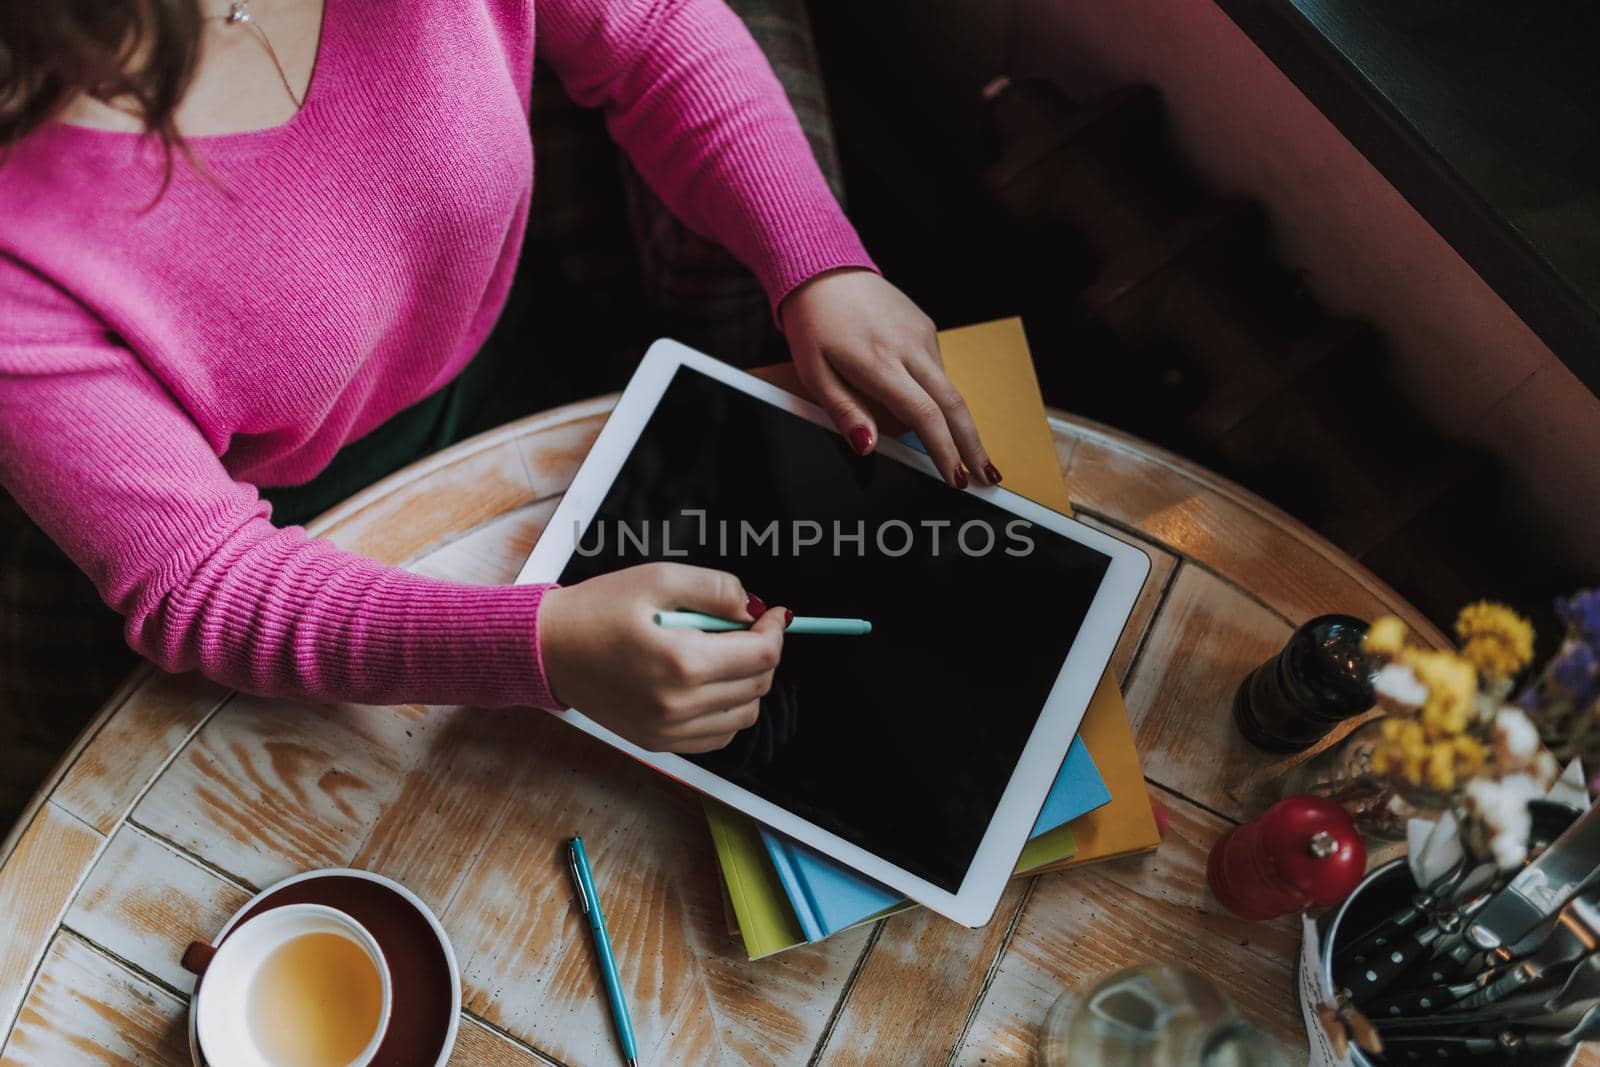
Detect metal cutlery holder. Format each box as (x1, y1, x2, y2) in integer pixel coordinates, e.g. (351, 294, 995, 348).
(1309, 859, 1578, 1066)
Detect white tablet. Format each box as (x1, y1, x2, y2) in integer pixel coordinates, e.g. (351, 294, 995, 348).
(516, 339, 1149, 927)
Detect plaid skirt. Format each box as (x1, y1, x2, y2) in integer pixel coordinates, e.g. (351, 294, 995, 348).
(0, 0, 845, 829)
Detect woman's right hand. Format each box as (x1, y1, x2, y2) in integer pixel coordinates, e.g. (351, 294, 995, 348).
(537, 562, 787, 753)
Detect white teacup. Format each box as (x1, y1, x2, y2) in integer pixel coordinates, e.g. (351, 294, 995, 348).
(193, 903, 392, 1067)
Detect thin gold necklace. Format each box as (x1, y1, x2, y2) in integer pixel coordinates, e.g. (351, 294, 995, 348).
(209, 0, 305, 109)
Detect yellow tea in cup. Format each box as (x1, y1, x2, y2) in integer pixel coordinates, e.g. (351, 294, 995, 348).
(246, 931, 384, 1067)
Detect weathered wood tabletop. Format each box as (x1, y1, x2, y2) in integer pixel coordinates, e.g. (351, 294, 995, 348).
(1, 396, 1518, 1066)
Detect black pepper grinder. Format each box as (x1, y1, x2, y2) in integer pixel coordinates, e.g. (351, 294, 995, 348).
(1233, 615, 1376, 753)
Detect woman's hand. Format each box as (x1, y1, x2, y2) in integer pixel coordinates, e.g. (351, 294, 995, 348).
(780, 269, 1000, 490)
(537, 563, 787, 753)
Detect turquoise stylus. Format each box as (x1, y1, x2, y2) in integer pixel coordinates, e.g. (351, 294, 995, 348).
(566, 836, 638, 1067)
(653, 610, 872, 635)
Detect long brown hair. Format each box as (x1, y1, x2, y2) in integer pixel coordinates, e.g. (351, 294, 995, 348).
(0, 0, 202, 149)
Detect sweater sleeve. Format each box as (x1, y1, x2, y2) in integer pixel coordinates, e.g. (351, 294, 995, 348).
(536, 0, 877, 309)
(0, 266, 562, 711)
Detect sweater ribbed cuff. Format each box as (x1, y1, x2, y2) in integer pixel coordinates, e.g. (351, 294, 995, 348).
(758, 212, 880, 317)
(367, 578, 561, 710)
(526, 582, 562, 711)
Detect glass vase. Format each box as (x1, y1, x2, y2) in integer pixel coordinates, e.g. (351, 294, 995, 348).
(1277, 718, 1452, 840)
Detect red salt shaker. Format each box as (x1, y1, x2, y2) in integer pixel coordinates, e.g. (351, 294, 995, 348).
(1207, 795, 1366, 920)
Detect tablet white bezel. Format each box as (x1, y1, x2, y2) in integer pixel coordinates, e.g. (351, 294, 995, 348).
(515, 339, 1150, 927)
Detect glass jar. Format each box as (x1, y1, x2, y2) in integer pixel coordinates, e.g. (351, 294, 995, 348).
(1038, 963, 1291, 1067)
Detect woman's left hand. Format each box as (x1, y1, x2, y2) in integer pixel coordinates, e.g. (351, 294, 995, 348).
(779, 269, 1000, 489)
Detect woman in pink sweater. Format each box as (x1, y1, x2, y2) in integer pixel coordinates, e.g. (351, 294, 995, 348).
(0, 0, 996, 754)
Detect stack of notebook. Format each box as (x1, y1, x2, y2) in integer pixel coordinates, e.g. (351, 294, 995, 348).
(708, 318, 1160, 958)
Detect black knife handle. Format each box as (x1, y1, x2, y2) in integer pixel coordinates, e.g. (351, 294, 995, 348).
(1337, 908, 1428, 974)
(1364, 972, 1485, 1020)
(1337, 924, 1434, 1005)
(1383, 1032, 1512, 1057)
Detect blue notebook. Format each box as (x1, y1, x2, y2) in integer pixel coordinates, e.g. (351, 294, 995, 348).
(759, 736, 1110, 941)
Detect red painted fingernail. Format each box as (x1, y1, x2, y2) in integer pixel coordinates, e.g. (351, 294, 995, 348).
(952, 463, 969, 489)
(847, 426, 873, 456)
(746, 593, 766, 617)
(784, 609, 794, 626)
(984, 462, 1003, 485)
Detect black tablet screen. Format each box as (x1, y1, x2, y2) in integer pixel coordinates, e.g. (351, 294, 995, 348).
(557, 367, 1112, 891)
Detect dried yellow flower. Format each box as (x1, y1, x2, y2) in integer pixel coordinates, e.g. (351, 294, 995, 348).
(1371, 746, 1393, 776)
(1401, 719, 1427, 750)
(1421, 699, 1470, 738)
(1365, 616, 1410, 658)
(1425, 743, 1457, 792)
(1455, 601, 1536, 680)
(1372, 711, 1491, 791)
(1371, 718, 1432, 785)
(1453, 734, 1488, 775)
(1361, 604, 1535, 799)
(1372, 724, 1396, 774)
(1402, 649, 1477, 738)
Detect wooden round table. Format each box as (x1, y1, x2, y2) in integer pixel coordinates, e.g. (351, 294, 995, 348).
(0, 397, 1453, 1066)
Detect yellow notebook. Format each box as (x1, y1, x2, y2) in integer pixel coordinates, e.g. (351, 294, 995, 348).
(710, 318, 1159, 957)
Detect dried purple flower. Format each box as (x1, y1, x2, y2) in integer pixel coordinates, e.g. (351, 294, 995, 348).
(1556, 589, 1600, 643)
(1550, 641, 1600, 705)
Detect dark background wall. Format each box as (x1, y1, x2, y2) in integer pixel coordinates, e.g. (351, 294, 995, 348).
(806, 0, 1599, 644)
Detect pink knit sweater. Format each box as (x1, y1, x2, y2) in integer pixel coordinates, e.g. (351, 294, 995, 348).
(0, 0, 873, 710)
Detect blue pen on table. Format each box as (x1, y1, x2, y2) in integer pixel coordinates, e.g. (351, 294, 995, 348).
(653, 610, 871, 635)
(567, 836, 639, 1067)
